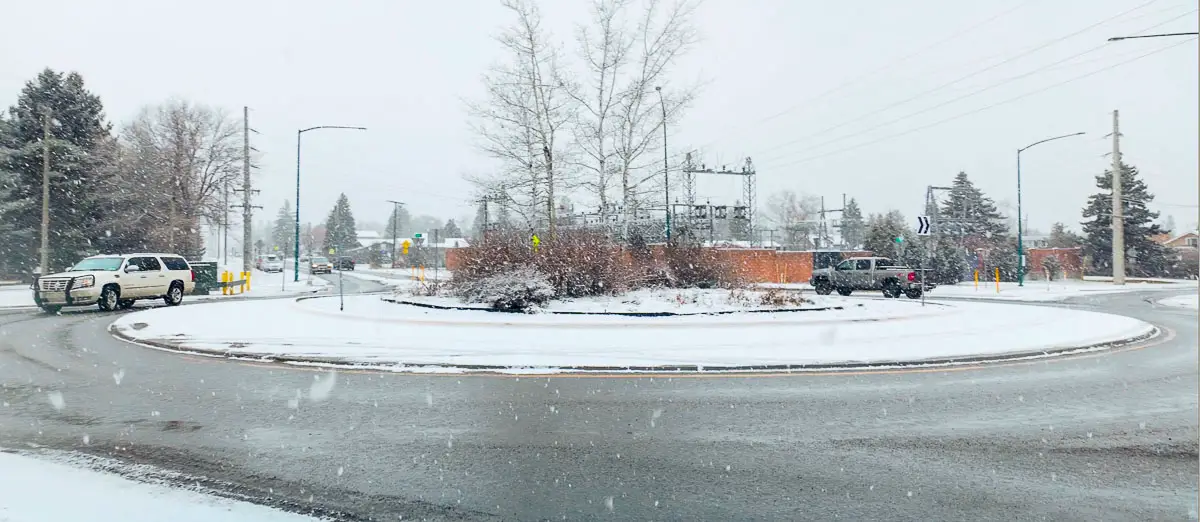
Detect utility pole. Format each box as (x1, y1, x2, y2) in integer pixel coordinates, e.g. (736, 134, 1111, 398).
(242, 106, 253, 272)
(39, 107, 51, 276)
(387, 200, 404, 267)
(1111, 110, 1125, 285)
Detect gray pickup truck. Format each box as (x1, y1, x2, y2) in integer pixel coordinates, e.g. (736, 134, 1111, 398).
(809, 256, 928, 299)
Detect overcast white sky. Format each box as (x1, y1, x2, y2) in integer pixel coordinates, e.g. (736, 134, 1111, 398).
(2, 0, 1196, 233)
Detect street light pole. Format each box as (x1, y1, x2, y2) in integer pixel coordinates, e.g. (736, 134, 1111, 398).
(655, 86, 670, 242)
(1016, 131, 1086, 286)
(294, 125, 367, 282)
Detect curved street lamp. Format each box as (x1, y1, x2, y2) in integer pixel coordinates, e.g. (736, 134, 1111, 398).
(1017, 131, 1085, 286)
(294, 125, 367, 282)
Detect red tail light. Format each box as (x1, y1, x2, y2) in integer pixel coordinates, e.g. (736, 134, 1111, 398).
(907, 272, 916, 282)
(190, 270, 196, 282)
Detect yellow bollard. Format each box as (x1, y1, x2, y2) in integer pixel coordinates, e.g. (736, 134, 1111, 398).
(244, 271, 251, 292)
(420, 265, 426, 283)
(994, 267, 1000, 293)
(974, 270, 979, 290)
(221, 271, 229, 295)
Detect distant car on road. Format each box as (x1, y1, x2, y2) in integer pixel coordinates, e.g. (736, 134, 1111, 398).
(32, 253, 196, 313)
(334, 256, 355, 271)
(809, 256, 929, 299)
(310, 257, 333, 274)
(261, 254, 284, 273)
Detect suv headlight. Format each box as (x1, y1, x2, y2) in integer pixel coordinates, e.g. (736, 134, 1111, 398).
(73, 275, 95, 289)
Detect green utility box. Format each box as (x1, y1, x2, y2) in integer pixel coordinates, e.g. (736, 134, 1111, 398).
(190, 262, 219, 295)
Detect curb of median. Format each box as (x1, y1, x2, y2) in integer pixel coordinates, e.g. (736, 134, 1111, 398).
(107, 318, 1159, 375)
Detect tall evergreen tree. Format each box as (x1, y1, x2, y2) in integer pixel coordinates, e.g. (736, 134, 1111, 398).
(840, 198, 865, 249)
(940, 172, 1008, 244)
(322, 193, 359, 253)
(1047, 222, 1083, 248)
(472, 200, 489, 239)
(1080, 162, 1169, 276)
(442, 219, 463, 238)
(272, 200, 296, 257)
(863, 211, 909, 261)
(0, 69, 117, 273)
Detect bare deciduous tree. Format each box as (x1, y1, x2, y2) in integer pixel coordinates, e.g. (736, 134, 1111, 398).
(121, 99, 241, 255)
(567, 0, 632, 216)
(764, 190, 821, 250)
(467, 0, 574, 234)
(617, 0, 699, 217)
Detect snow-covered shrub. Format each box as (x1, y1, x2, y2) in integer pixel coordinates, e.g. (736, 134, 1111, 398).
(454, 265, 554, 311)
(664, 241, 745, 289)
(536, 229, 634, 297)
(759, 288, 812, 307)
(1041, 255, 1062, 281)
(453, 230, 633, 298)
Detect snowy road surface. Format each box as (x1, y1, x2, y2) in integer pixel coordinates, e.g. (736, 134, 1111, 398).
(1158, 293, 1199, 310)
(0, 450, 317, 521)
(0, 277, 1195, 520)
(109, 294, 1153, 371)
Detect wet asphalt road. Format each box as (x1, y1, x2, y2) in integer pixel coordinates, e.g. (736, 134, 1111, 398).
(0, 275, 1195, 521)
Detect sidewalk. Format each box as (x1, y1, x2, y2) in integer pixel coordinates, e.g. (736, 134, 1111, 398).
(109, 294, 1154, 373)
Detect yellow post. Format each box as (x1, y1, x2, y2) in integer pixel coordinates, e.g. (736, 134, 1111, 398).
(994, 267, 1000, 293)
(420, 265, 426, 283)
(244, 271, 251, 292)
(974, 270, 979, 290)
(221, 271, 228, 295)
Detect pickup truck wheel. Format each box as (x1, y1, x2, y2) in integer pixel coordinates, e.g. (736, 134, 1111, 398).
(164, 282, 184, 306)
(813, 281, 833, 295)
(904, 288, 923, 299)
(836, 287, 853, 296)
(98, 285, 119, 311)
(881, 281, 901, 298)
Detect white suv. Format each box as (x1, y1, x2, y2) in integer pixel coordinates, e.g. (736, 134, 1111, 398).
(32, 253, 196, 313)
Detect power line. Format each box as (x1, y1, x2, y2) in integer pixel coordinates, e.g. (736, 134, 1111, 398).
(683, 1, 1036, 151)
(751, 0, 1164, 160)
(757, 37, 1196, 171)
(755, 9, 1197, 165)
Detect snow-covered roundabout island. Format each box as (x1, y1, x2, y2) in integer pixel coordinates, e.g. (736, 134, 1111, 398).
(108, 285, 1159, 374)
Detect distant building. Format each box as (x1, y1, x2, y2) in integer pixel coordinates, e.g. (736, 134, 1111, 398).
(1155, 231, 1199, 249)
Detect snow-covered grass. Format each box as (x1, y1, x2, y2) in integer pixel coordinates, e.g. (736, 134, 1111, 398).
(1157, 293, 1198, 310)
(402, 287, 826, 314)
(0, 284, 34, 309)
(0, 450, 317, 521)
(109, 294, 1153, 371)
(928, 279, 1197, 302)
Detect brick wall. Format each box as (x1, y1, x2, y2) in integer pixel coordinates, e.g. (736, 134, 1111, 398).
(445, 246, 876, 284)
(1025, 247, 1083, 280)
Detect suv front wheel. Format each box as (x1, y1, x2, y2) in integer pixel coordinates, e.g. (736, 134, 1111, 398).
(98, 286, 120, 311)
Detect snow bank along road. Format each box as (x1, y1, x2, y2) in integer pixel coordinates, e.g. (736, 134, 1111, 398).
(0, 277, 1195, 521)
(108, 293, 1156, 372)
